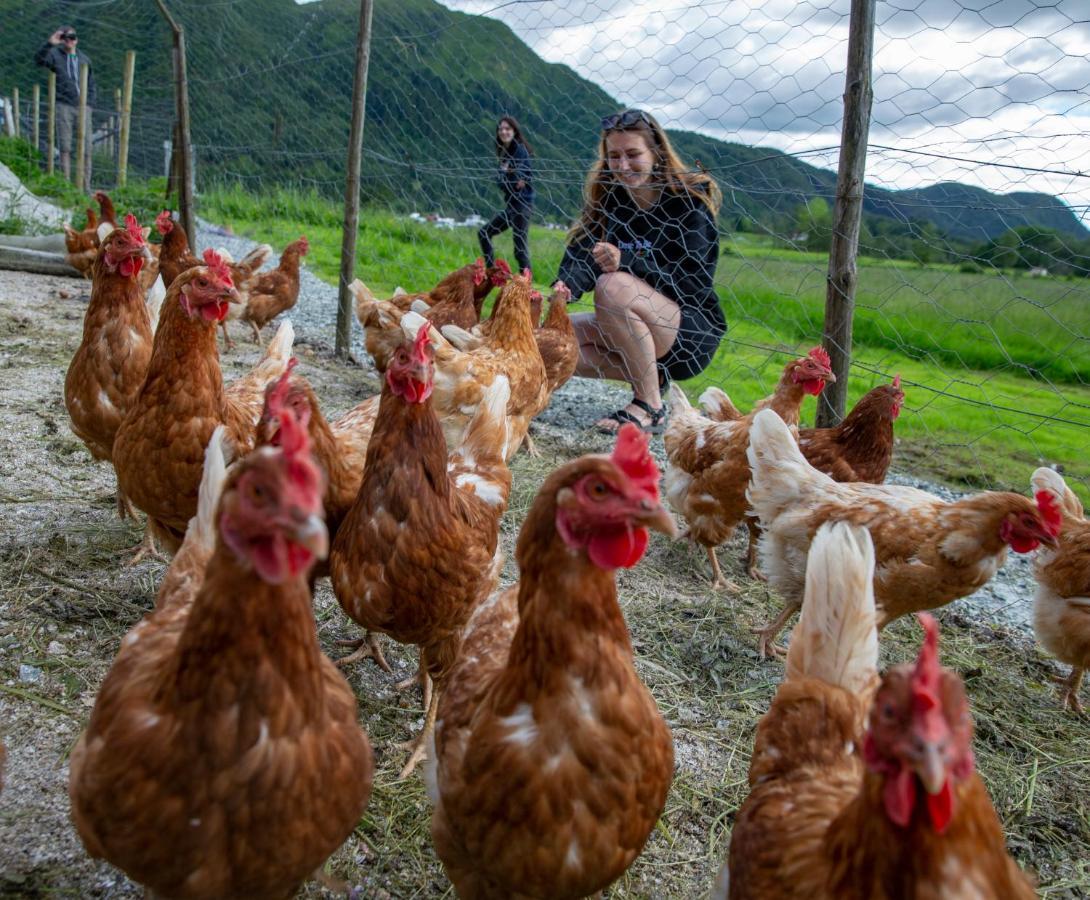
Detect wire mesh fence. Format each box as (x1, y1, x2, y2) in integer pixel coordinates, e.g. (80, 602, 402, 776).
(1, 0, 1088, 493)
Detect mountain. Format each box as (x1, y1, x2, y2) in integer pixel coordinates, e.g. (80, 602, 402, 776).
(3, 0, 1085, 242)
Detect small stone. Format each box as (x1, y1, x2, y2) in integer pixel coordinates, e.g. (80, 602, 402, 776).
(47, 640, 66, 656)
(19, 663, 42, 683)
(58, 289, 73, 299)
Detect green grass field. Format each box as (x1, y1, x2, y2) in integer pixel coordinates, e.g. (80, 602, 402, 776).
(200, 184, 1090, 500)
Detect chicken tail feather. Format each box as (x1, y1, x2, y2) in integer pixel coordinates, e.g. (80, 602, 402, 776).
(746, 408, 826, 524)
(698, 386, 742, 422)
(145, 274, 165, 334)
(237, 243, 272, 274)
(786, 520, 878, 696)
(190, 425, 229, 553)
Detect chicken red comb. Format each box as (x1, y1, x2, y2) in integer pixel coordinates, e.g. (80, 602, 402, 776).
(1035, 490, 1063, 537)
(909, 613, 947, 741)
(496, 259, 512, 275)
(202, 248, 234, 287)
(124, 213, 146, 245)
(472, 257, 487, 286)
(808, 346, 831, 368)
(411, 323, 432, 361)
(155, 210, 174, 234)
(611, 423, 660, 499)
(297, 235, 309, 254)
(892, 374, 901, 390)
(265, 358, 299, 421)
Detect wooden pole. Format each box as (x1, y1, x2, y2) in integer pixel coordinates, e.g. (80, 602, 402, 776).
(117, 51, 135, 187)
(46, 73, 55, 175)
(154, 2, 194, 246)
(32, 84, 40, 153)
(113, 87, 121, 161)
(816, 0, 876, 427)
(75, 65, 89, 188)
(336, 0, 376, 359)
(12, 88, 19, 138)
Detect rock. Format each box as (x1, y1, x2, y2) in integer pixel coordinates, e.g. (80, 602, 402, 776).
(18, 663, 42, 683)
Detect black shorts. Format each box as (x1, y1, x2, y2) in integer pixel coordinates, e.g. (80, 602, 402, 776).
(656, 308, 724, 384)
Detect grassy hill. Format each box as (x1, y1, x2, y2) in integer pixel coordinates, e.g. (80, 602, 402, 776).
(1, 0, 1086, 242)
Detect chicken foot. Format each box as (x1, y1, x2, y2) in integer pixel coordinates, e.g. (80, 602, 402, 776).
(336, 632, 393, 673)
(397, 686, 439, 780)
(394, 666, 434, 712)
(752, 600, 801, 658)
(705, 545, 738, 592)
(1052, 667, 1085, 714)
(124, 522, 166, 567)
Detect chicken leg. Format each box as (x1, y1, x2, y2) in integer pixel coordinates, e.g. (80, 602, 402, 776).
(398, 686, 439, 780)
(706, 545, 738, 592)
(1054, 667, 1085, 714)
(752, 599, 801, 658)
(124, 522, 166, 567)
(744, 518, 766, 582)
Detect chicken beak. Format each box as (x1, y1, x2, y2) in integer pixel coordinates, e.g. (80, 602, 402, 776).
(636, 499, 678, 539)
(915, 742, 947, 795)
(141, 245, 154, 261)
(223, 285, 243, 305)
(824, 369, 837, 383)
(292, 513, 329, 561)
(1038, 531, 1059, 549)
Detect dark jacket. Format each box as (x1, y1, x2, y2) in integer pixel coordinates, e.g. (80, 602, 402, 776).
(556, 186, 723, 336)
(34, 43, 96, 109)
(498, 141, 534, 205)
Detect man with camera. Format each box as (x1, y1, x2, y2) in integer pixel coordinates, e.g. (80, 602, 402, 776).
(34, 26, 96, 183)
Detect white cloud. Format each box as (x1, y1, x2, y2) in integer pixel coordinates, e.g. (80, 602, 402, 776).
(440, 0, 1090, 223)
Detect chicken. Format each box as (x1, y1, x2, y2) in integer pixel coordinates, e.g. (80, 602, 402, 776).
(796, 376, 904, 483)
(424, 424, 677, 898)
(330, 328, 512, 777)
(534, 286, 578, 395)
(69, 401, 373, 900)
(64, 214, 156, 518)
(113, 250, 294, 557)
(94, 190, 119, 229)
(256, 362, 379, 564)
(664, 347, 836, 588)
(63, 206, 99, 277)
(402, 272, 548, 459)
(746, 407, 1061, 656)
(401, 257, 511, 317)
(1030, 467, 1090, 712)
(716, 521, 1036, 899)
(233, 236, 309, 346)
(154, 209, 200, 288)
(413, 257, 488, 331)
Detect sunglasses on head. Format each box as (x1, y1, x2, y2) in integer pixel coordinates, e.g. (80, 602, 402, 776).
(601, 109, 652, 132)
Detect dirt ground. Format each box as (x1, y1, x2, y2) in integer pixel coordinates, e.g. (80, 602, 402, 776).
(1, 267, 1089, 898)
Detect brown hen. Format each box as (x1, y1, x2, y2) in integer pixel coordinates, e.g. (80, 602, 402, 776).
(718, 521, 1035, 899)
(70, 402, 372, 900)
(425, 424, 676, 899)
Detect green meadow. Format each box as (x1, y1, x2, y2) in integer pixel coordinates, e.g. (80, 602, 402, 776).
(204, 185, 1090, 500)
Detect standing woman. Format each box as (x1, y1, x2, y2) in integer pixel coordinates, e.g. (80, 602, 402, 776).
(478, 116, 534, 274)
(553, 109, 723, 434)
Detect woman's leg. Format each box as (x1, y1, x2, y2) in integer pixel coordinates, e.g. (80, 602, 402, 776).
(572, 272, 680, 429)
(511, 202, 532, 273)
(477, 208, 510, 268)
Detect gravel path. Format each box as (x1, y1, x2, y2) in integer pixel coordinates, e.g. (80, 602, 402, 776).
(198, 220, 1042, 639)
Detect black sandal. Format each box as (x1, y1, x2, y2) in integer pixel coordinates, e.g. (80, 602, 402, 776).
(595, 398, 668, 436)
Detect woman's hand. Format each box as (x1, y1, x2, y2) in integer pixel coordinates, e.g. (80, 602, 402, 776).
(592, 242, 621, 274)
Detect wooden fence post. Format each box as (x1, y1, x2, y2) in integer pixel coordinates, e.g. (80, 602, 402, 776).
(117, 52, 135, 188)
(154, 1, 195, 247)
(75, 66, 89, 188)
(12, 88, 19, 138)
(32, 84, 40, 152)
(46, 73, 55, 175)
(112, 87, 121, 161)
(816, 0, 876, 427)
(336, 0, 376, 359)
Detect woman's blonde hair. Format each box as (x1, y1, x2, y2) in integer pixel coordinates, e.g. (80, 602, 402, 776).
(570, 109, 722, 242)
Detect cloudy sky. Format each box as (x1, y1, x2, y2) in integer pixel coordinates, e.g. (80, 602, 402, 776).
(439, 0, 1090, 221)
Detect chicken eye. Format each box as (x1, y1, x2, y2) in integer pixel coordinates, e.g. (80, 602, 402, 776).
(588, 480, 609, 500)
(881, 703, 896, 721)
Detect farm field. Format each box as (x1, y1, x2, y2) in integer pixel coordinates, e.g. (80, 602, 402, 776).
(1, 265, 1090, 896)
(201, 186, 1090, 500)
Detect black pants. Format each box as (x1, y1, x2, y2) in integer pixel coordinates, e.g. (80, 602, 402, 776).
(478, 198, 531, 273)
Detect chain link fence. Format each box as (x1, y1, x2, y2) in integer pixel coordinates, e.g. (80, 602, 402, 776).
(1, 0, 1088, 491)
